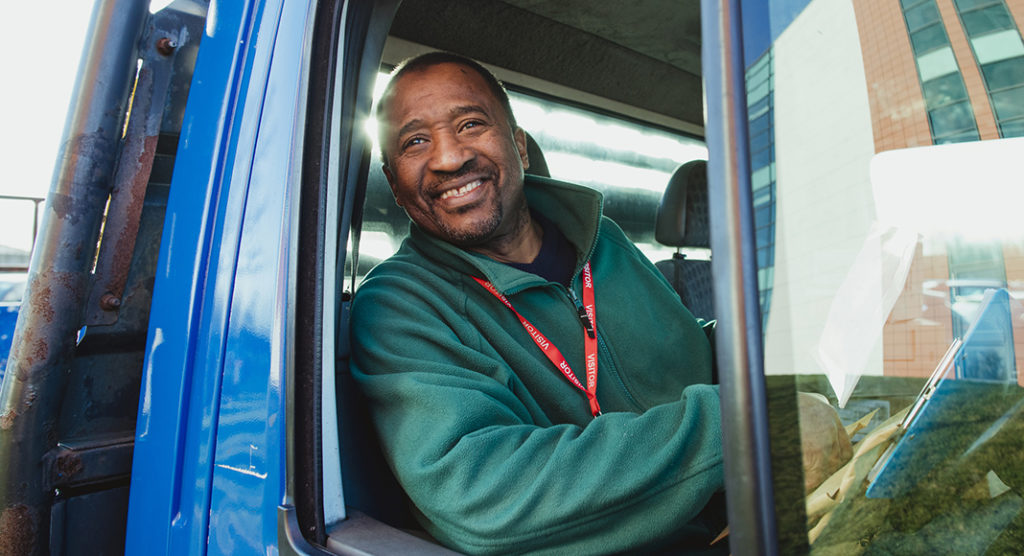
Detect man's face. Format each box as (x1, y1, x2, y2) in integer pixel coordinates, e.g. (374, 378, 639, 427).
(380, 62, 529, 248)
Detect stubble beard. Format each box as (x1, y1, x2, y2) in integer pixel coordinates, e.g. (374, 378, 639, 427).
(429, 185, 532, 255)
(432, 200, 505, 247)
(421, 158, 528, 249)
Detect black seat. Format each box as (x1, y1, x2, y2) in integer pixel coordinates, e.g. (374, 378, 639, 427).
(654, 160, 714, 321)
(524, 131, 550, 177)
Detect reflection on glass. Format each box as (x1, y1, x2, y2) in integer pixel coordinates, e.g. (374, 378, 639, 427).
(743, 0, 1024, 550)
(745, 52, 777, 330)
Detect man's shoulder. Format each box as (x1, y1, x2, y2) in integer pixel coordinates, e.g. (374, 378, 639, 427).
(352, 241, 467, 318)
(359, 242, 449, 294)
(362, 241, 425, 279)
(595, 215, 640, 252)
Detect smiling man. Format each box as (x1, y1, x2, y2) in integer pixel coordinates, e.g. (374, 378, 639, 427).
(380, 59, 539, 262)
(351, 52, 728, 554)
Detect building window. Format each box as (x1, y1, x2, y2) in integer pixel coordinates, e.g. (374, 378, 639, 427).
(902, 0, 981, 143)
(745, 51, 776, 331)
(953, 0, 1024, 137)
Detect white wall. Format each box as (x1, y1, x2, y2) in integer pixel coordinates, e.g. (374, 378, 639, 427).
(763, 0, 882, 376)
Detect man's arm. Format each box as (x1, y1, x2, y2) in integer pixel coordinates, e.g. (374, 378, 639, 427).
(350, 277, 724, 555)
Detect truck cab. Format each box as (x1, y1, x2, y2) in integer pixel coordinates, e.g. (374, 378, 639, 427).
(2, 0, 1022, 554)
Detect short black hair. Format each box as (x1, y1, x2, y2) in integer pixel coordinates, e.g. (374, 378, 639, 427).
(376, 51, 517, 166)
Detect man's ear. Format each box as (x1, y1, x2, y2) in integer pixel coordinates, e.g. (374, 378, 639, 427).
(514, 126, 530, 171)
(383, 165, 403, 207)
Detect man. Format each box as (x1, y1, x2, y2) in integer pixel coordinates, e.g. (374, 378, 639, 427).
(350, 52, 727, 554)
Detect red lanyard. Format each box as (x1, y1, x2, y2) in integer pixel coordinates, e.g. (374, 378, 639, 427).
(473, 262, 601, 417)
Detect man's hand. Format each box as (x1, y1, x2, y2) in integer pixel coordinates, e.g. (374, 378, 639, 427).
(798, 392, 852, 493)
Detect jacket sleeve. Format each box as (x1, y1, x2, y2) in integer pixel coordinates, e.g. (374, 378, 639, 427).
(350, 275, 724, 555)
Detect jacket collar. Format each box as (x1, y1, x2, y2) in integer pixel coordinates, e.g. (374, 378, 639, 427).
(408, 175, 604, 293)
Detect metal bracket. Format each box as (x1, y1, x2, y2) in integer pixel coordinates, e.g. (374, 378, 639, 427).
(85, 15, 186, 326)
(42, 434, 134, 491)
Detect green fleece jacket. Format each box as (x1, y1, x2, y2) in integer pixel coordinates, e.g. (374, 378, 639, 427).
(351, 176, 724, 555)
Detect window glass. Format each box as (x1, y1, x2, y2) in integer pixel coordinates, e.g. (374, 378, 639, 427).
(933, 128, 982, 143)
(755, 222, 772, 247)
(961, 5, 1014, 35)
(753, 185, 773, 206)
(748, 78, 771, 103)
(981, 56, 1024, 90)
(751, 129, 772, 155)
(922, 72, 969, 108)
(929, 100, 978, 137)
(910, 23, 950, 53)
(758, 245, 775, 268)
(755, 205, 772, 230)
(916, 46, 959, 81)
(905, 1, 941, 31)
(990, 87, 1024, 120)
(751, 112, 772, 135)
(970, 29, 1024, 64)
(1000, 117, 1024, 136)
(741, 0, 1024, 551)
(751, 143, 774, 168)
(954, 0, 1000, 10)
(752, 166, 772, 190)
(749, 96, 771, 118)
(748, 57, 772, 88)
(355, 72, 707, 282)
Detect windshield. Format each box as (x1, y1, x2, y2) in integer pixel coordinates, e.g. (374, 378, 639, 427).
(742, 0, 1024, 551)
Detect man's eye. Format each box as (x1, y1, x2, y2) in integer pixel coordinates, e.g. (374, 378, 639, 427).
(402, 137, 426, 150)
(461, 120, 485, 132)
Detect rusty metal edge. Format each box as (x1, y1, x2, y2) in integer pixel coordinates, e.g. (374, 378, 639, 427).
(0, 1, 150, 554)
(86, 22, 182, 326)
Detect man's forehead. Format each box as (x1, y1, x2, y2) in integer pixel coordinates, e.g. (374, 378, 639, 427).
(389, 62, 492, 101)
(383, 63, 498, 126)
(394, 104, 492, 140)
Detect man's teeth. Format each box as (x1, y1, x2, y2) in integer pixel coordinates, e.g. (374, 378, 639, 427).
(439, 179, 483, 200)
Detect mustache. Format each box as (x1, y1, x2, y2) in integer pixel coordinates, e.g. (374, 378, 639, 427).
(425, 160, 492, 194)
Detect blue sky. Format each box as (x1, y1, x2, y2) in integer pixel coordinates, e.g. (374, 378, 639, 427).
(743, 0, 816, 65)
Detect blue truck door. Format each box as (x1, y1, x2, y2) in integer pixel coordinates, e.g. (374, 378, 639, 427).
(125, 0, 309, 553)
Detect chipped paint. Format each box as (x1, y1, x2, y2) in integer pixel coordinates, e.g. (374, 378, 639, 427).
(0, 504, 36, 556)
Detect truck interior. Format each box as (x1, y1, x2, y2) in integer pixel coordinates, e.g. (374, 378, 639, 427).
(302, 0, 729, 553)
(310, 0, 1024, 553)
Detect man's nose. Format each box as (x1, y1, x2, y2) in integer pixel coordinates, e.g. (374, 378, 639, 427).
(427, 131, 474, 173)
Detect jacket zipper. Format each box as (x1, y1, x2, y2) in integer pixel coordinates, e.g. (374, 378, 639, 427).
(563, 284, 644, 412)
(566, 287, 595, 339)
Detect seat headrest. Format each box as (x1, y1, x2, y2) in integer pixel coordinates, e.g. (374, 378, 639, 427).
(524, 131, 550, 178)
(655, 160, 709, 248)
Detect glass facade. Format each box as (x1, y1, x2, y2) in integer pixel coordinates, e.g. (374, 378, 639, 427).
(953, 0, 1024, 136)
(746, 52, 777, 331)
(902, 0, 981, 143)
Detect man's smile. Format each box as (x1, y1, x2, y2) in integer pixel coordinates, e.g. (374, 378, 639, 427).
(438, 178, 484, 201)
(430, 173, 495, 212)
